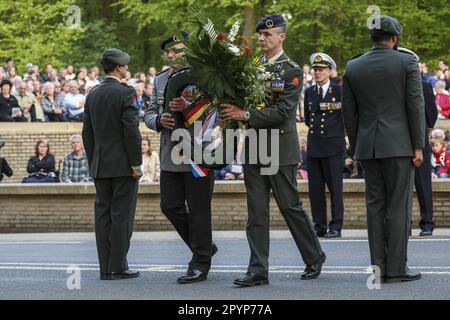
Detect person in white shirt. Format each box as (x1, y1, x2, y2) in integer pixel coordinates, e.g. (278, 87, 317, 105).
(63, 80, 85, 122)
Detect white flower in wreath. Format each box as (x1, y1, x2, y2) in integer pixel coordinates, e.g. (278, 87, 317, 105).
(228, 19, 241, 42)
(228, 44, 240, 55)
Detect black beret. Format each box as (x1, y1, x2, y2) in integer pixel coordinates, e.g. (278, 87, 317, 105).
(0, 79, 13, 87)
(160, 31, 189, 51)
(100, 48, 130, 66)
(370, 15, 402, 36)
(256, 14, 286, 32)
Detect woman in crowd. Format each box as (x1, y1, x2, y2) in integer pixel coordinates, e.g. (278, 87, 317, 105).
(435, 80, 450, 119)
(0, 79, 24, 122)
(23, 139, 58, 183)
(140, 138, 160, 183)
(41, 82, 66, 122)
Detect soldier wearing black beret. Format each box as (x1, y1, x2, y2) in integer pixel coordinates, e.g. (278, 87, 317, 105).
(82, 48, 143, 280)
(221, 14, 326, 287)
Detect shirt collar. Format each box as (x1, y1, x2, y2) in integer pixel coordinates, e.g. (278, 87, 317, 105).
(317, 80, 331, 97)
(105, 75, 121, 82)
(266, 50, 285, 63)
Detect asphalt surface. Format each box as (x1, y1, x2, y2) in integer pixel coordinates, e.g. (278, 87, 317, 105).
(0, 230, 449, 300)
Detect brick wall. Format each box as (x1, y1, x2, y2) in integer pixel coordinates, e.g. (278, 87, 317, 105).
(0, 181, 449, 233)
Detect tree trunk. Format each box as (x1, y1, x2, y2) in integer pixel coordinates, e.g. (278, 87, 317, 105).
(243, 5, 256, 39)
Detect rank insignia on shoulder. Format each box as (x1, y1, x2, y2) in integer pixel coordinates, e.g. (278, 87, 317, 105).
(291, 76, 300, 87)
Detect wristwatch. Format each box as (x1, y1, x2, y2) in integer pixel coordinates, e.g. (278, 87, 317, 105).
(243, 111, 251, 121)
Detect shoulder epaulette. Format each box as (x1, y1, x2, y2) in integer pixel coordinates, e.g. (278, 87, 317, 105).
(286, 59, 299, 69)
(156, 68, 170, 77)
(350, 53, 364, 61)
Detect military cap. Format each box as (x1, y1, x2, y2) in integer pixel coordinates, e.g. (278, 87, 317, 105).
(256, 14, 286, 32)
(310, 53, 336, 70)
(160, 31, 189, 51)
(370, 15, 402, 36)
(100, 48, 130, 66)
(397, 47, 420, 61)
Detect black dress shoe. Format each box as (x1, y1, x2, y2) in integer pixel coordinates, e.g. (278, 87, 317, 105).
(211, 243, 218, 257)
(419, 230, 433, 237)
(100, 273, 110, 280)
(233, 273, 269, 287)
(108, 269, 140, 280)
(301, 253, 326, 280)
(325, 230, 341, 239)
(384, 270, 421, 283)
(177, 269, 207, 284)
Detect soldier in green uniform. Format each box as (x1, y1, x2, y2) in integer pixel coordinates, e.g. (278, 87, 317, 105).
(82, 48, 143, 280)
(342, 16, 425, 283)
(220, 14, 325, 287)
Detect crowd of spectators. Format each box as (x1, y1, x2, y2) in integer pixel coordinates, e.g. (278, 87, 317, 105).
(0, 57, 161, 123)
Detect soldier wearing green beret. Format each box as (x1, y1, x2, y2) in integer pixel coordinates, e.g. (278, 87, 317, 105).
(342, 15, 425, 283)
(82, 48, 143, 280)
(220, 14, 325, 287)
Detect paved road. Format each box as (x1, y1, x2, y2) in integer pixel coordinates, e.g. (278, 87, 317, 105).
(0, 230, 449, 300)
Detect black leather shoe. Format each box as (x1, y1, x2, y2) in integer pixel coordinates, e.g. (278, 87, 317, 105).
(107, 269, 140, 280)
(301, 253, 326, 280)
(211, 243, 218, 257)
(100, 273, 110, 280)
(325, 230, 341, 238)
(177, 269, 207, 284)
(419, 230, 433, 237)
(233, 273, 269, 287)
(384, 270, 421, 283)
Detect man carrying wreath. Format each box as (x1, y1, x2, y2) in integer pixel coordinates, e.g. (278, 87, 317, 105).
(220, 14, 326, 287)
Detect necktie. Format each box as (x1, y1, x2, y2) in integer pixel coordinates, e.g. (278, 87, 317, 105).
(319, 86, 323, 99)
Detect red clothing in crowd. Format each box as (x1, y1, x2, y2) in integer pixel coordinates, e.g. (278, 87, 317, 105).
(436, 93, 450, 118)
(431, 149, 450, 175)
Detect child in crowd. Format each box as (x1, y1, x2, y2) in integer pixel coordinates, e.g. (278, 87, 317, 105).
(431, 139, 450, 179)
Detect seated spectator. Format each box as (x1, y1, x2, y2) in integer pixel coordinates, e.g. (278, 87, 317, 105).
(15, 82, 45, 122)
(0, 79, 24, 122)
(140, 138, 160, 182)
(57, 80, 70, 102)
(85, 68, 100, 90)
(217, 163, 244, 180)
(0, 141, 13, 182)
(435, 80, 450, 119)
(75, 70, 86, 87)
(297, 138, 308, 180)
(22, 139, 58, 183)
(0, 67, 5, 81)
(142, 83, 153, 114)
(65, 64, 75, 81)
(61, 134, 92, 183)
(431, 139, 450, 179)
(147, 67, 157, 85)
(63, 80, 85, 122)
(134, 82, 145, 120)
(42, 64, 54, 82)
(41, 82, 66, 122)
(6, 66, 21, 84)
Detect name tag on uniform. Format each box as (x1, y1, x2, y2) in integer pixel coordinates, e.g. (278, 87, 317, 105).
(269, 78, 285, 93)
(319, 102, 342, 111)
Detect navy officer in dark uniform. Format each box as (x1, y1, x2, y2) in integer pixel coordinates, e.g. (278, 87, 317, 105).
(304, 53, 346, 238)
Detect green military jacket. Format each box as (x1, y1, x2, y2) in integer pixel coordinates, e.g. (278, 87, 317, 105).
(248, 52, 302, 166)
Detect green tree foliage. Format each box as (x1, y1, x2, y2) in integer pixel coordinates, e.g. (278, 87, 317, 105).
(1, 0, 449, 74)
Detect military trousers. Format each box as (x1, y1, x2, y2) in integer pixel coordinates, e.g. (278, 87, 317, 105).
(243, 164, 324, 277)
(307, 155, 344, 232)
(361, 157, 414, 277)
(160, 170, 215, 274)
(94, 176, 139, 274)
